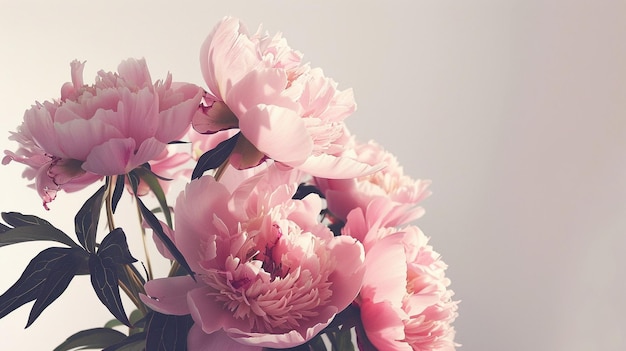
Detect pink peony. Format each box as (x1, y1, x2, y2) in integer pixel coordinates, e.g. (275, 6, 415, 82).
(3, 59, 202, 208)
(192, 16, 377, 178)
(141, 166, 365, 349)
(343, 204, 459, 351)
(316, 137, 431, 226)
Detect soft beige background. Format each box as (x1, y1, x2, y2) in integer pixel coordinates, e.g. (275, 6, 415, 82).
(1, 1, 625, 350)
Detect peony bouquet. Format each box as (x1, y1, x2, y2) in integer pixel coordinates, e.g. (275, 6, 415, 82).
(1, 17, 458, 351)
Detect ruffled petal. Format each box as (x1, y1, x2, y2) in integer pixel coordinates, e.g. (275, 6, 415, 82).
(293, 153, 383, 179)
(239, 104, 313, 165)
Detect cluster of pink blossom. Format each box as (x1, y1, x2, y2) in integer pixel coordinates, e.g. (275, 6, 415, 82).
(3, 16, 457, 351)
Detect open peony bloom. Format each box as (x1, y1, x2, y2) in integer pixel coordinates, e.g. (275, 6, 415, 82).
(141, 166, 366, 349)
(3, 58, 202, 208)
(316, 136, 432, 226)
(343, 202, 459, 351)
(192, 16, 378, 178)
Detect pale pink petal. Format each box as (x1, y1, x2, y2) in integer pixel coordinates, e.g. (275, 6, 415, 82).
(188, 327, 262, 351)
(326, 236, 366, 309)
(61, 60, 86, 100)
(156, 85, 202, 141)
(23, 106, 66, 158)
(361, 299, 412, 351)
(174, 177, 236, 271)
(239, 105, 313, 165)
(200, 17, 259, 98)
(116, 58, 153, 90)
(81, 138, 135, 175)
(226, 317, 332, 348)
(226, 68, 296, 116)
(53, 118, 124, 161)
(141, 276, 200, 315)
(362, 234, 408, 305)
(187, 286, 230, 334)
(128, 137, 167, 171)
(294, 153, 382, 179)
(120, 87, 160, 145)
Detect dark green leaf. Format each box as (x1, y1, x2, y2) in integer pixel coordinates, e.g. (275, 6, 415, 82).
(89, 254, 131, 327)
(102, 332, 146, 351)
(26, 249, 87, 327)
(309, 335, 328, 351)
(136, 198, 195, 280)
(146, 312, 193, 351)
(89, 228, 137, 327)
(127, 171, 140, 196)
(53, 327, 127, 351)
(112, 174, 126, 213)
(75, 185, 106, 253)
(98, 228, 137, 266)
(292, 184, 325, 200)
(0, 222, 10, 233)
(136, 167, 173, 227)
(104, 318, 123, 329)
(334, 327, 355, 351)
(1, 212, 53, 227)
(191, 132, 240, 180)
(0, 247, 88, 325)
(0, 225, 79, 248)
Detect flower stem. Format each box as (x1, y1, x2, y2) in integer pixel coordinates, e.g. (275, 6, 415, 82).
(104, 175, 148, 315)
(104, 176, 116, 231)
(135, 200, 154, 281)
(214, 157, 230, 182)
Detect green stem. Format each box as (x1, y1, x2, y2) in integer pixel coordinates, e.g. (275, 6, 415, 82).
(135, 200, 153, 281)
(104, 175, 147, 315)
(214, 157, 230, 182)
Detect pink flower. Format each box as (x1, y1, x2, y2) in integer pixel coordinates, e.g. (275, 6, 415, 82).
(3, 59, 202, 207)
(192, 16, 377, 178)
(316, 137, 431, 226)
(343, 204, 459, 351)
(141, 166, 365, 349)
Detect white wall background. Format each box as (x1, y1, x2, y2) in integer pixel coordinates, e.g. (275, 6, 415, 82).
(1, 1, 625, 350)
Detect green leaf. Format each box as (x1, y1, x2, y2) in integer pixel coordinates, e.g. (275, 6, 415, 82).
(146, 312, 193, 351)
(89, 228, 137, 327)
(191, 132, 239, 180)
(53, 328, 127, 351)
(309, 335, 329, 351)
(137, 197, 195, 280)
(0, 247, 89, 326)
(0, 225, 79, 248)
(334, 327, 355, 351)
(136, 167, 173, 227)
(111, 174, 126, 213)
(0, 222, 10, 233)
(1, 212, 53, 227)
(26, 250, 85, 327)
(75, 185, 106, 253)
(104, 318, 123, 329)
(102, 332, 146, 351)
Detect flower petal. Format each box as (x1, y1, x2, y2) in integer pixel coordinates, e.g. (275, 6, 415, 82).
(239, 104, 313, 165)
(188, 326, 262, 351)
(293, 153, 383, 179)
(141, 276, 200, 315)
(81, 138, 135, 175)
